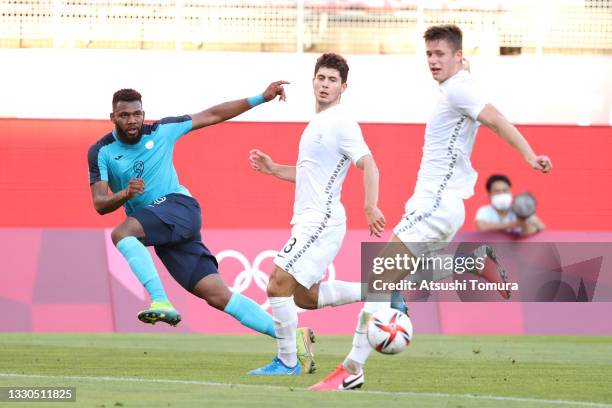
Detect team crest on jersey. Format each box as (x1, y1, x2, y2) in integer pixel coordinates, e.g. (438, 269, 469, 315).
(145, 140, 154, 150)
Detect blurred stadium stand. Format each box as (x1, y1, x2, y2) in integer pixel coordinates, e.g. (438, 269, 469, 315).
(1, 0, 611, 55)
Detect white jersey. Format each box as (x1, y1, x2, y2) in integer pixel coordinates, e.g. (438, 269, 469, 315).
(291, 104, 370, 226)
(415, 70, 486, 199)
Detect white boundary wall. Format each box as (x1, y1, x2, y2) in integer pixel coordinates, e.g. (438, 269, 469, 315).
(1, 49, 611, 125)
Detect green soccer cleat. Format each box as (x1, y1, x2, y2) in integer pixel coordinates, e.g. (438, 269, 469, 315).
(137, 301, 181, 327)
(296, 327, 316, 374)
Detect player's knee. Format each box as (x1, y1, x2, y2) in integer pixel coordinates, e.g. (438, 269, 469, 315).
(266, 277, 290, 298)
(192, 275, 231, 310)
(294, 295, 317, 310)
(111, 227, 127, 246)
(266, 269, 282, 297)
(266, 281, 281, 297)
(206, 292, 230, 310)
(266, 267, 297, 297)
(111, 219, 143, 246)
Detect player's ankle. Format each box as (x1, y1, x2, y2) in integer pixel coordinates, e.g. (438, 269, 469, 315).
(151, 300, 173, 309)
(343, 358, 362, 374)
(279, 353, 298, 368)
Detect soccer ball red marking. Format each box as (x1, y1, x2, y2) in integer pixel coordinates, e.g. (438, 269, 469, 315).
(367, 309, 413, 355)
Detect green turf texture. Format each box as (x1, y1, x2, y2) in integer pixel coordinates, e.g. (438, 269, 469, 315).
(0, 333, 610, 407)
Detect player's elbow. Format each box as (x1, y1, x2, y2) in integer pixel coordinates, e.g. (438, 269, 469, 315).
(93, 202, 108, 215)
(481, 115, 502, 134)
(485, 121, 500, 134)
(357, 155, 377, 172)
(478, 104, 504, 133)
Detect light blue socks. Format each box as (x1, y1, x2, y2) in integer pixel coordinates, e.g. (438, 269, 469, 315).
(224, 292, 276, 338)
(116, 236, 168, 302)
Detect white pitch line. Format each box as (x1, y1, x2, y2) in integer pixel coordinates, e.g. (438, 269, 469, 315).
(1, 372, 610, 408)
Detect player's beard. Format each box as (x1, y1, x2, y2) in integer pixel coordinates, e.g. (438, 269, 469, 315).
(115, 125, 142, 145)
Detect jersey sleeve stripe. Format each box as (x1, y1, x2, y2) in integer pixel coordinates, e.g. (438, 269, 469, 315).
(88, 133, 115, 185)
(142, 115, 192, 135)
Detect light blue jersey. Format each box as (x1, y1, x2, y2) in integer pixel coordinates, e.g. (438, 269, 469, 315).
(88, 115, 193, 215)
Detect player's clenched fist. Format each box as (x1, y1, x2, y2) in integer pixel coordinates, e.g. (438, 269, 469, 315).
(528, 155, 552, 173)
(263, 80, 289, 103)
(124, 178, 145, 199)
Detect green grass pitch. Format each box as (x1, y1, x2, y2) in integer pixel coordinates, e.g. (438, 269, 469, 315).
(1, 333, 611, 407)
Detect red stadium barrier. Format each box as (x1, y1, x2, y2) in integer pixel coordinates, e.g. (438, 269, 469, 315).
(0, 118, 611, 230)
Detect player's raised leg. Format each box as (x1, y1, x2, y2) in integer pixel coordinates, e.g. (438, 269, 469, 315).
(192, 271, 315, 364)
(111, 216, 181, 326)
(293, 281, 362, 310)
(467, 244, 511, 299)
(308, 236, 404, 391)
(191, 272, 277, 338)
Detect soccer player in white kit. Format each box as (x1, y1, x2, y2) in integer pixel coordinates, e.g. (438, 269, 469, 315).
(247, 53, 386, 375)
(309, 24, 553, 390)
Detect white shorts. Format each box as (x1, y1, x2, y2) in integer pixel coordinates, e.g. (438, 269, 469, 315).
(393, 192, 465, 256)
(274, 222, 346, 289)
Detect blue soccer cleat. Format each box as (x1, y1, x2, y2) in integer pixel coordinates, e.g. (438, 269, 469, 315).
(248, 357, 302, 375)
(390, 290, 409, 316)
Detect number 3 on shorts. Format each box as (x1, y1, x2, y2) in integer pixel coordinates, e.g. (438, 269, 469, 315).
(283, 237, 297, 254)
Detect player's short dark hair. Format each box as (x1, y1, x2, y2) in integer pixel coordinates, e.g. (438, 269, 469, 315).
(112, 88, 142, 110)
(423, 24, 463, 52)
(486, 174, 512, 192)
(314, 53, 349, 83)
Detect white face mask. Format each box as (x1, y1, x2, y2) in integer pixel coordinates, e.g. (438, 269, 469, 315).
(491, 193, 513, 211)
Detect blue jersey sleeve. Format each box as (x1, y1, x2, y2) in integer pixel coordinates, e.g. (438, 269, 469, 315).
(153, 115, 193, 144)
(88, 133, 114, 185)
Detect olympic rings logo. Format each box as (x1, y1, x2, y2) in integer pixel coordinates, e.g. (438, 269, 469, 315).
(216, 249, 336, 311)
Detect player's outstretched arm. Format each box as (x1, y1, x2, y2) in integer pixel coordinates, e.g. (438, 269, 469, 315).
(190, 80, 289, 131)
(477, 104, 552, 173)
(248, 149, 295, 182)
(356, 155, 385, 237)
(91, 179, 144, 215)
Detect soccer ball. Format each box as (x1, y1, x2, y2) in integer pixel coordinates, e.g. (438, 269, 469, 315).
(367, 308, 413, 355)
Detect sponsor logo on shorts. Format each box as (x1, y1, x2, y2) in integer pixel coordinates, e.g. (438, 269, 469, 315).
(150, 196, 167, 206)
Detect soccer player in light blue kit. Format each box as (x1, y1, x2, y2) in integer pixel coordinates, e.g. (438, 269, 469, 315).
(87, 84, 314, 367)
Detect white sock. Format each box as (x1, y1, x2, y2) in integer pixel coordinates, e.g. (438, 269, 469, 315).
(317, 280, 363, 308)
(269, 296, 298, 368)
(364, 292, 392, 307)
(343, 301, 392, 373)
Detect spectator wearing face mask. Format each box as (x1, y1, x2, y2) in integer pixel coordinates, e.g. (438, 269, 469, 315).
(475, 174, 545, 236)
